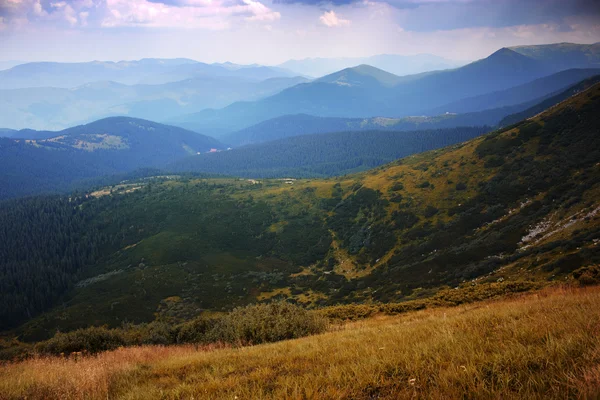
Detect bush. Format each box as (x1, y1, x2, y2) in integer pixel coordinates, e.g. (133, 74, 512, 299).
(34, 326, 129, 355)
(208, 302, 328, 345)
(573, 265, 600, 286)
(176, 316, 218, 344)
(424, 206, 439, 218)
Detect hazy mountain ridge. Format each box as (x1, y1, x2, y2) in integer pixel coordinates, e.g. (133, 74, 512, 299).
(0, 75, 308, 131)
(0, 58, 298, 90)
(510, 42, 600, 71)
(221, 71, 600, 147)
(428, 68, 600, 114)
(278, 53, 465, 78)
(169, 45, 589, 135)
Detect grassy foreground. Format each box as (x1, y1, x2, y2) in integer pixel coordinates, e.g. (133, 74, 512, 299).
(2, 285, 600, 399)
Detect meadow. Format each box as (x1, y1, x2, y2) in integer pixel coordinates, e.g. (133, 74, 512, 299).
(2, 284, 600, 399)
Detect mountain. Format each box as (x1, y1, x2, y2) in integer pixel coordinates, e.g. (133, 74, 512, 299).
(0, 75, 307, 131)
(167, 47, 558, 135)
(0, 128, 16, 137)
(171, 127, 489, 178)
(427, 68, 600, 114)
(222, 114, 490, 147)
(0, 117, 223, 200)
(137, 63, 300, 85)
(0, 58, 197, 89)
(499, 74, 600, 126)
(0, 58, 298, 90)
(223, 71, 600, 146)
(510, 42, 600, 72)
(278, 53, 465, 78)
(316, 64, 405, 87)
(0, 60, 24, 71)
(2, 81, 599, 338)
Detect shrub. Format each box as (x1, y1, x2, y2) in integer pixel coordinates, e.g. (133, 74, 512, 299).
(208, 302, 328, 345)
(573, 265, 600, 286)
(176, 316, 218, 344)
(34, 326, 129, 355)
(455, 182, 467, 191)
(424, 206, 439, 218)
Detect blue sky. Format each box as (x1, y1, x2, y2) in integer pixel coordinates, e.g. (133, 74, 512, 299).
(0, 0, 599, 64)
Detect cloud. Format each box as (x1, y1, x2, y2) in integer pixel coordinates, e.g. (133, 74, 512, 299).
(274, 0, 355, 5)
(319, 10, 349, 27)
(0, 0, 280, 30)
(79, 10, 89, 25)
(270, 0, 600, 32)
(392, 0, 600, 32)
(243, 0, 281, 21)
(99, 0, 280, 28)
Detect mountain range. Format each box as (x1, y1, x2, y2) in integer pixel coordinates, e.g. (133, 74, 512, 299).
(3, 68, 599, 200)
(0, 58, 299, 90)
(168, 44, 600, 136)
(221, 69, 600, 147)
(277, 53, 465, 78)
(0, 75, 307, 131)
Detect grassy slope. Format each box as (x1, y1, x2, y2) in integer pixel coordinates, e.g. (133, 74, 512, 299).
(11, 83, 600, 340)
(2, 285, 600, 399)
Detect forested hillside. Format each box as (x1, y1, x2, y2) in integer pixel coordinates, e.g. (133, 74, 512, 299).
(2, 83, 599, 340)
(173, 127, 490, 177)
(0, 117, 223, 200)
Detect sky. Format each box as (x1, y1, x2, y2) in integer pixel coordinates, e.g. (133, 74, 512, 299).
(0, 0, 599, 64)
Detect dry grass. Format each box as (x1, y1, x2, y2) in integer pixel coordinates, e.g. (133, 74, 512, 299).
(3, 286, 600, 399)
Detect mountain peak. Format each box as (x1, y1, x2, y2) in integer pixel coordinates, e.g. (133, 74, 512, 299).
(317, 64, 401, 87)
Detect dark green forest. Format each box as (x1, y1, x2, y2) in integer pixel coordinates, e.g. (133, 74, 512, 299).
(172, 127, 490, 178)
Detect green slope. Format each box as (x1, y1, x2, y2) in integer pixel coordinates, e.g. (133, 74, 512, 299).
(2, 83, 600, 340)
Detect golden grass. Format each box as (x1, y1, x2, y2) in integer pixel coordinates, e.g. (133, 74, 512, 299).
(3, 286, 600, 399)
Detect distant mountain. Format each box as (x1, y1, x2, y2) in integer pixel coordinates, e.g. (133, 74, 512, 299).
(167, 48, 558, 135)
(0, 75, 307, 131)
(316, 64, 406, 87)
(0, 58, 299, 90)
(223, 114, 492, 147)
(137, 63, 300, 85)
(0, 117, 223, 199)
(510, 42, 600, 72)
(499, 74, 600, 126)
(278, 53, 464, 78)
(0, 128, 16, 137)
(0, 58, 197, 89)
(170, 127, 488, 178)
(428, 68, 600, 114)
(0, 60, 24, 71)
(221, 83, 588, 147)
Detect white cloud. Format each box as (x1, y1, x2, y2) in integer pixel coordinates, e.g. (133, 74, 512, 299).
(99, 0, 280, 28)
(243, 0, 281, 21)
(32, 0, 46, 16)
(319, 10, 350, 27)
(79, 11, 89, 26)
